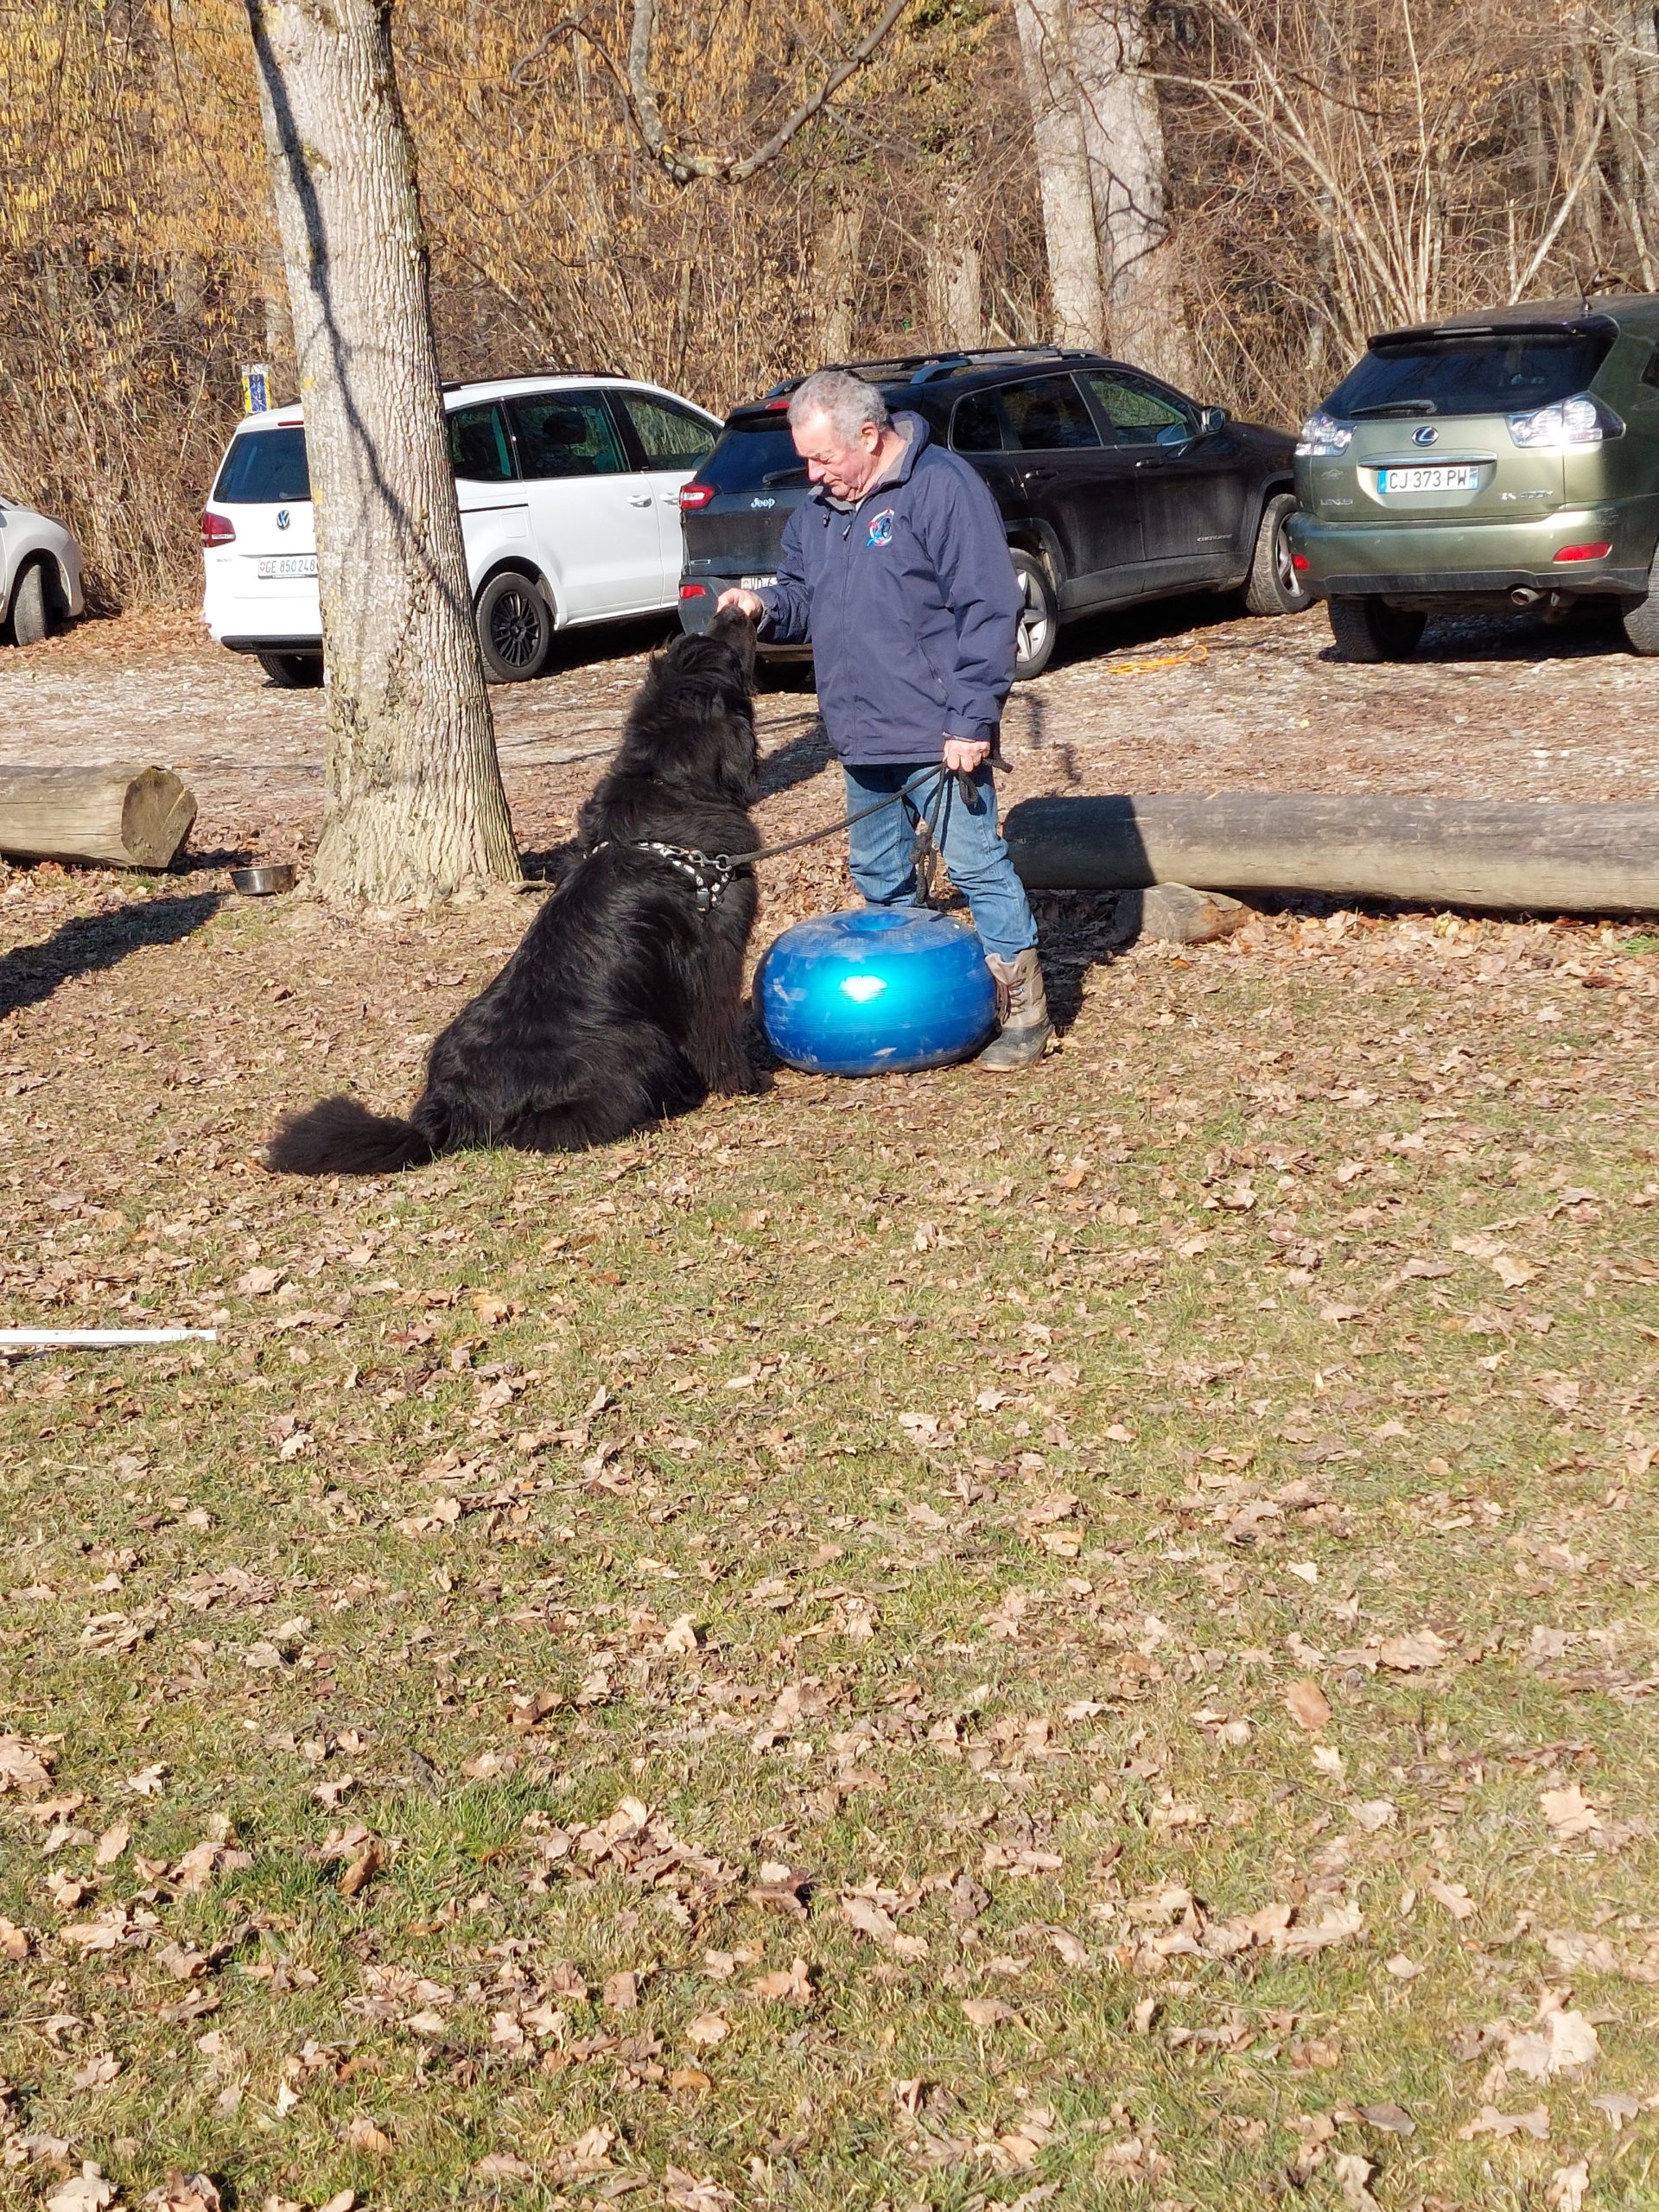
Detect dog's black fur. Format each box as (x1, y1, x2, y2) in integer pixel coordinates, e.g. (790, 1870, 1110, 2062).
(264, 609, 761, 1175)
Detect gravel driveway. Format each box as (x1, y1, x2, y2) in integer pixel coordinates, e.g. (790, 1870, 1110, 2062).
(1, 594, 1654, 884)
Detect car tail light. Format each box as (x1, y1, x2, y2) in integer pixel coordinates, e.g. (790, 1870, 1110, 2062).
(1296, 410, 1352, 456)
(765, 398, 791, 411)
(1508, 393, 1624, 448)
(679, 582, 709, 600)
(1554, 542, 1612, 563)
(1291, 553, 1311, 571)
(200, 510, 235, 548)
(677, 483, 715, 512)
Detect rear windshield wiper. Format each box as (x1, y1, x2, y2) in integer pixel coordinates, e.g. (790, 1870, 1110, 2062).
(1351, 399, 1440, 418)
(761, 467, 808, 486)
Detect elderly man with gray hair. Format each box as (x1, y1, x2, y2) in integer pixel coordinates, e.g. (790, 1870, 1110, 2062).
(718, 368, 1051, 1070)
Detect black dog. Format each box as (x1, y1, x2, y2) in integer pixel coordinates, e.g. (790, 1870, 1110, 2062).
(264, 609, 761, 1174)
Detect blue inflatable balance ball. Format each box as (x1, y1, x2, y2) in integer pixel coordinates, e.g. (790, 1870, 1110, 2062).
(758, 906, 999, 1077)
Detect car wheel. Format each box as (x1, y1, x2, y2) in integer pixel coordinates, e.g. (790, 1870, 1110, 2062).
(477, 571, 551, 683)
(1243, 493, 1311, 616)
(1012, 551, 1058, 680)
(1326, 596, 1427, 662)
(1621, 554, 1659, 652)
(8, 561, 51, 647)
(256, 650, 324, 688)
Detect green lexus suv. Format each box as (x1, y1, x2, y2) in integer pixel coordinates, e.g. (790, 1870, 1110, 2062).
(1287, 296, 1659, 658)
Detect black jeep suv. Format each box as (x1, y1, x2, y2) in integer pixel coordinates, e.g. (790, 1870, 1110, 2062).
(676, 346, 1304, 677)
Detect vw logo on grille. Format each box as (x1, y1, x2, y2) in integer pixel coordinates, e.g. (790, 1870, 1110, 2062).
(276, 508, 291, 530)
(1412, 426, 1439, 447)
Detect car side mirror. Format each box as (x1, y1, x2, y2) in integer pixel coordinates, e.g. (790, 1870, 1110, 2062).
(1199, 405, 1229, 435)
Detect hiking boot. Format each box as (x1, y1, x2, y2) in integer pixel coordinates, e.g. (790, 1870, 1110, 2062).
(975, 948, 1052, 1071)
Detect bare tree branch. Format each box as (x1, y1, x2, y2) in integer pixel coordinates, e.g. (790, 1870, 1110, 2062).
(616, 0, 918, 183)
(509, 0, 915, 183)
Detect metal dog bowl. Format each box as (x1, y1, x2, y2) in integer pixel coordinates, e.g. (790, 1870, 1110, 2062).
(230, 862, 297, 896)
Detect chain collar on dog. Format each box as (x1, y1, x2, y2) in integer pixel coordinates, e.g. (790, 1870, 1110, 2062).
(584, 761, 972, 914)
(588, 839, 739, 912)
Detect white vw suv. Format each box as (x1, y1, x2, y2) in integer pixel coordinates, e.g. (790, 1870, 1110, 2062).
(200, 373, 721, 687)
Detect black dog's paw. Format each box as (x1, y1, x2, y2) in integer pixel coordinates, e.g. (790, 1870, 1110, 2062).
(728, 1008, 778, 1090)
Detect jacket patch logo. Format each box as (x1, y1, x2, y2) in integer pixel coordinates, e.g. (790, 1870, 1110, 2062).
(867, 507, 894, 548)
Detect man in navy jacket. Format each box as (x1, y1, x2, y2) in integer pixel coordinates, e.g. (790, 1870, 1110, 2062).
(718, 370, 1051, 1070)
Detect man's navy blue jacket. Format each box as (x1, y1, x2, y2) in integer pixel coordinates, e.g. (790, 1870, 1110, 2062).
(755, 412, 1021, 766)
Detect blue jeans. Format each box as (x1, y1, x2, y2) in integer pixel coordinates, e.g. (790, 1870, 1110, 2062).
(842, 764, 1038, 963)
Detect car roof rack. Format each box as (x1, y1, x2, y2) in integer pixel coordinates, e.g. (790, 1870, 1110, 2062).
(760, 345, 1080, 399)
(441, 369, 621, 391)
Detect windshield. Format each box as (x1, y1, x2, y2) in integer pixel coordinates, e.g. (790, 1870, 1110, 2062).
(696, 421, 804, 493)
(1325, 329, 1613, 418)
(213, 426, 311, 504)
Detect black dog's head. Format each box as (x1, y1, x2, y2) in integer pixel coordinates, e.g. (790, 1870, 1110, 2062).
(614, 608, 759, 805)
(706, 602, 758, 685)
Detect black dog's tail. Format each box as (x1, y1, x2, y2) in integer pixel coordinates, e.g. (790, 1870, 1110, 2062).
(264, 1094, 435, 1176)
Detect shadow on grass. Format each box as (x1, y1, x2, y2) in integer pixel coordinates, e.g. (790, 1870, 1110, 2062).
(0, 891, 222, 1020)
(756, 714, 832, 801)
(1027, 887, 1133, 1033)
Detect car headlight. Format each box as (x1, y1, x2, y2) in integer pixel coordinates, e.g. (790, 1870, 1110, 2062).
(1507, 392, 1624, 448)
(1296, 411, 1352, 456)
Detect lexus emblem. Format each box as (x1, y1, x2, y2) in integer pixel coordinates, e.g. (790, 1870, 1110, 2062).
(276, 508, 291, 530)
(1412, 426, 1438, 447)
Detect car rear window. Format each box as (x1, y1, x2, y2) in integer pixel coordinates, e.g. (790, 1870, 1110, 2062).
(698, 420, 805, 493)
(621, 392, 716, 468)
(213, 426, 310, 504)
(1327, 329, 1614, 418)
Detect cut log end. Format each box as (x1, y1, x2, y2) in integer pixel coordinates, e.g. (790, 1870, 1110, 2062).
(121, 768, 199, 870)
(0, 765, 197, 871)
(1125, 883, 1249, 945)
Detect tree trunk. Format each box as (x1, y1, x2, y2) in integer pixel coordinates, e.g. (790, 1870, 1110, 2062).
(1070, 0, 1191, 385)
(257, 226, 296, 397)
(1012, 0, 1105, 348)
(925, 193, 984, 348)
(812, 200, 865, 360)
(245, 0, 518, 903)
(1609, 0, 1659, 285)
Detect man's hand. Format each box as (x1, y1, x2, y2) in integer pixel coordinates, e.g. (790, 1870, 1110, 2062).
(942, 735, 991, 773)
(716, 588, 765, 621)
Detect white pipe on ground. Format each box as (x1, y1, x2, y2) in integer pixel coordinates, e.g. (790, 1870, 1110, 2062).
(0, 1328, 218, 1348)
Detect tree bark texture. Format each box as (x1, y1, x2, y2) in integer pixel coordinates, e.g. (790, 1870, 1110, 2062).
(812, 200, 865, 359)
(1012, 0, 1105, 347)
(925, 194, 984, 349)
(245, 0, 518, 902)
(257, 225, 300, 402)
(1004, 791, 1659, 914)
(1070, 0, 1191, 385)
(1609, 0, 1659, 285)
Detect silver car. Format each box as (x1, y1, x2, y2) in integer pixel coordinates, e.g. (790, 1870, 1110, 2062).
(1, 494, 85, 645)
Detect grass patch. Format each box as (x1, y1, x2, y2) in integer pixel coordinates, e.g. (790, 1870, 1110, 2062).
(1, 878, 1657, 2209)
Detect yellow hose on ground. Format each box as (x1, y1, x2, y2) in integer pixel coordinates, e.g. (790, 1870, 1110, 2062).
(1097, 643, 1209, 677)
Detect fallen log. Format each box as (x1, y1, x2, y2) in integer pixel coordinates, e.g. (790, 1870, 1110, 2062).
(0, 765, 196, 871)
(1005, 793, 1659, 915)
